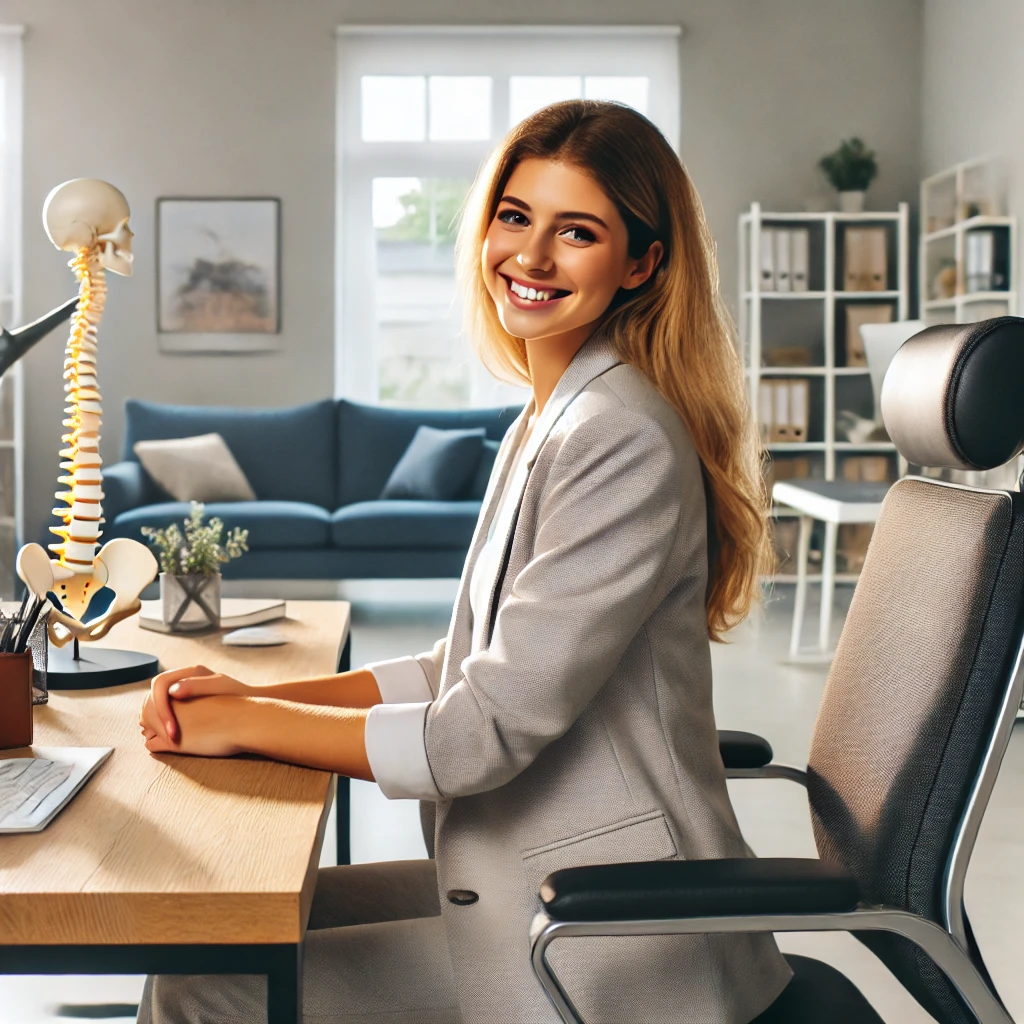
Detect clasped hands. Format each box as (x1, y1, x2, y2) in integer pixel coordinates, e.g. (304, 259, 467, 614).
(139, 665, 251, 757)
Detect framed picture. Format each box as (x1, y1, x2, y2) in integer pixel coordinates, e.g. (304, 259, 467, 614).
(157, 197, 281, 352)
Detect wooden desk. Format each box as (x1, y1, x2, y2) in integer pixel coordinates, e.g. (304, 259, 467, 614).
(0, 600, 350, 1024)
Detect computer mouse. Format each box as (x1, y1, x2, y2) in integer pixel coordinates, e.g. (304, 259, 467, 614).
(222, 626, 288, 647)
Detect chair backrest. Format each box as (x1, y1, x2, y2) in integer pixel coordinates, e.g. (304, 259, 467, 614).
(806, 318, 1024, 1024)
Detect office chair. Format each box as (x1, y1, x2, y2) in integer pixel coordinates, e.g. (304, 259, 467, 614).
(532, 317, 1024, 1024)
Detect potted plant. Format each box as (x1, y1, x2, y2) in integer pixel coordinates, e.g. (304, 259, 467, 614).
(141, 502, 248, 632)
(819, 137, 878, 213)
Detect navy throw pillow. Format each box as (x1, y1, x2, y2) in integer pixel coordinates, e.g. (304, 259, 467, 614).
(380, 426, 486, 501)
(468, 439, 501, 500)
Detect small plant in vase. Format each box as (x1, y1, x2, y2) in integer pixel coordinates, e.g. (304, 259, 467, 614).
(141, 503, 248, 632)
(819, 137, 878, 213)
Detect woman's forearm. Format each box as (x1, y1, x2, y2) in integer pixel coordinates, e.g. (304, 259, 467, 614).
(246, 668, 382, 709)
(240, 698, 374, 781)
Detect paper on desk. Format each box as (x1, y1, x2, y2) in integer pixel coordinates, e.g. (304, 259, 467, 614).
(0, 746, 112, 834)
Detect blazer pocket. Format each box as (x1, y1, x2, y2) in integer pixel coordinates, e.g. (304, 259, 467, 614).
(521, 810, 677, 877)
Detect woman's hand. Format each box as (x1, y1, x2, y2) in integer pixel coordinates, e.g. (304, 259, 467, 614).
(140, 693, 249, 758)
(148, 664, 250, 743)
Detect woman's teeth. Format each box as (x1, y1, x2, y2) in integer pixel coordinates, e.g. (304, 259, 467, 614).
(509, 279, 558, 302)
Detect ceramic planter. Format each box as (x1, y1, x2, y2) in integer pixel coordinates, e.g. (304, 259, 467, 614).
(838, 190, 866, 213)
(160, 572, 221, 632)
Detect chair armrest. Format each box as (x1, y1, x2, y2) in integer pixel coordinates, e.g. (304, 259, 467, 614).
(103, 461, 148, 522)
(717, 730, 773, 769)
(539, 858, 860, 922)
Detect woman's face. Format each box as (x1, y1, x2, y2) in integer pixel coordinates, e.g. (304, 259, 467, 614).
(482, 158, 660, 342)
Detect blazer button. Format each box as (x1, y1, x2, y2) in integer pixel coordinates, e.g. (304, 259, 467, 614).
(447, 889, 479, 906)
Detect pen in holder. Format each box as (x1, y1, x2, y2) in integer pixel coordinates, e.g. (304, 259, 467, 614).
(0, 651, 33, 750)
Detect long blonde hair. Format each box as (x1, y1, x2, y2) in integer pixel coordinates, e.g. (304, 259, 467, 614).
(456, 100, 772, 641)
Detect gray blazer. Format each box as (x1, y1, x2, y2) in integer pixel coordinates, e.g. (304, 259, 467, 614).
(385, 330, 791, 1022)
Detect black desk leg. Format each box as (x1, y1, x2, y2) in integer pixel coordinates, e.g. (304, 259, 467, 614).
(336, 631, 352, 866)
(266, 943, 303, 1024)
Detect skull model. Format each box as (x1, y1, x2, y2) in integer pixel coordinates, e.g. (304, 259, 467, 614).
(17, 179, 156, 645)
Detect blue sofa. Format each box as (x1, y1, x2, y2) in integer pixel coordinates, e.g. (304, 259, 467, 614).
(99, 398, 522, 579)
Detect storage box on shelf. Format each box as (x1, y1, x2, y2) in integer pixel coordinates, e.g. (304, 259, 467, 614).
(920, 157, 1017, 327)
(739, 201, 909, 583)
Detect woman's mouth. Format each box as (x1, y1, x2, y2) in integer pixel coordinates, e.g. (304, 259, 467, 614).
(500, 274, 571, 310)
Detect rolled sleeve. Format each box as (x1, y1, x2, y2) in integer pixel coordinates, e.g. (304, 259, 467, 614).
(365, 656, 434, 704)
(365, 701, 442, 801)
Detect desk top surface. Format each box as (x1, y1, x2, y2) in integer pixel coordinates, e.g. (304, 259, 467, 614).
(0, 599, 350, 946)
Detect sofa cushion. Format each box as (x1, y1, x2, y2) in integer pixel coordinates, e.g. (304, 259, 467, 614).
(337, 399, 523, 507)
(112, 501, 332, 550)
(123, 399, 337, 509)
(133, 433, 257, 503)
(380, 426, 486, 501)
(331, 500, 480, 550)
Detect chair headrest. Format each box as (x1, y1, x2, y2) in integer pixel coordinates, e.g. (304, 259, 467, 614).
(881, 317, 1024, 470)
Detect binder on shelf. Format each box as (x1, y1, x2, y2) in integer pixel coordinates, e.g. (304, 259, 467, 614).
(764, 378, 810, 443)
(770, 379, 790, 441)
(965, 230, 995, 292)
(841, 455, 890, 482)
(790, 228, 809, 292)
(757, 380, 773, 442)
(845, 303, 894, 367)
(843, 227, 888, 291)
(787, 378, 809, 441)
(759, 227, 776, 291)
(774, 229, 792, 292)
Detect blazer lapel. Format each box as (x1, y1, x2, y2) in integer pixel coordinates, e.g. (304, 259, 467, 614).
(441, 327, 623, 686)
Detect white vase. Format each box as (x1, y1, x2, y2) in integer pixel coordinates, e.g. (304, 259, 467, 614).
(838, 190, 866, 213)
(160, 572, 221, 632)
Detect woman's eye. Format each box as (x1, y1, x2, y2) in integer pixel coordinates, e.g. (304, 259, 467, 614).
(560, 226, 596, 243)
(497, 208, 528, 227)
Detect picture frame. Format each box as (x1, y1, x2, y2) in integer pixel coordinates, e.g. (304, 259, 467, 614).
(156, 197, 281, 353)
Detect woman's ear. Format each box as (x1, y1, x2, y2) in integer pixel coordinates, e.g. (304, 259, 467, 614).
(622, 241, 665, 291)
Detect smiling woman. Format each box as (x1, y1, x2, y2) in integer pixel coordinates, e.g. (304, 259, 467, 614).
(139, 100, 789, 1024)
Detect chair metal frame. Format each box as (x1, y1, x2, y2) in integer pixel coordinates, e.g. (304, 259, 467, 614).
(531, 483, 1024, 1024)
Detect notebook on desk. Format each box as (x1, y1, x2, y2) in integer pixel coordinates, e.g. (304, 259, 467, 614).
(0, 746, 112, 833)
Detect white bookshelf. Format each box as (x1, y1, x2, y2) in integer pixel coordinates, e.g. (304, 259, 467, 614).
(739, 202, 909, 581)
(739, 202, 909, 482)
(920, 158, 1017, 326)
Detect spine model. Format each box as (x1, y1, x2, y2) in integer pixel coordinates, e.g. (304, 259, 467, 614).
(49, 247, 106, 574)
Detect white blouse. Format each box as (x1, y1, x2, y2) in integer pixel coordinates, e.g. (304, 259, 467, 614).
(468, 417, 533, 653)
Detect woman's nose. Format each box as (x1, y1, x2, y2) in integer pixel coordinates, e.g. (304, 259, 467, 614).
(516, 240, 553, 273)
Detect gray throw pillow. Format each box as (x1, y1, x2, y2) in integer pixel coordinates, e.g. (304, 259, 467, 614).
(468, 439, 501, 500)
(133, 433, 256, 503)
(380, 426, 486, 501)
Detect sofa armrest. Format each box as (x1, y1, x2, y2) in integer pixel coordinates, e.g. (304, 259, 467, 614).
(539, 858, 860, 922)
(103, 461, 148, 522)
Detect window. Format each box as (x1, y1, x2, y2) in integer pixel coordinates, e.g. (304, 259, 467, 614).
(336, 26, 680, 408)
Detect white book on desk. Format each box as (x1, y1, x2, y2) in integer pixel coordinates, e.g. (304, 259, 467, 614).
(0, 746, 112, 834)
(139, 598, 287, 634)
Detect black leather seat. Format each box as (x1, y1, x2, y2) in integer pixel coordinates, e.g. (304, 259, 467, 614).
(750, 955, 884, 1023)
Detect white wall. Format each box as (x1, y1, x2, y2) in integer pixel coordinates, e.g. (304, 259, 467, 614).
(0, 0, 922, 542)
(922, 1, 1024, 216)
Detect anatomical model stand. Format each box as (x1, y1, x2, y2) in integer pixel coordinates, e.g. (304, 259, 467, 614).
(16, 179, 159, 688)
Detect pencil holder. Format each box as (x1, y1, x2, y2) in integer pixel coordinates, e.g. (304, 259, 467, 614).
(28, 609, 49, 705)
(0, 651, 33, 750)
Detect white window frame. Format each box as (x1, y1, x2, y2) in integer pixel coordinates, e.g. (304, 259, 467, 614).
(334, 25, 681, 406)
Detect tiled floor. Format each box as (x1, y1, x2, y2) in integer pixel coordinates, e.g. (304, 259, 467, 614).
(4, 583, 1024, 1022)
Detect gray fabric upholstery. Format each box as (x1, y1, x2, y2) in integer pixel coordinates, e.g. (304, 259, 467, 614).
(808, 477, 1024, 1023)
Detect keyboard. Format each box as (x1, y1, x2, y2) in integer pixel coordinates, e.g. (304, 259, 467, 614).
(0, 758, 73, 827)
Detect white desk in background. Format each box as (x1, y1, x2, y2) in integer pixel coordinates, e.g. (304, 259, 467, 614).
(773, 480, 891, 661)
